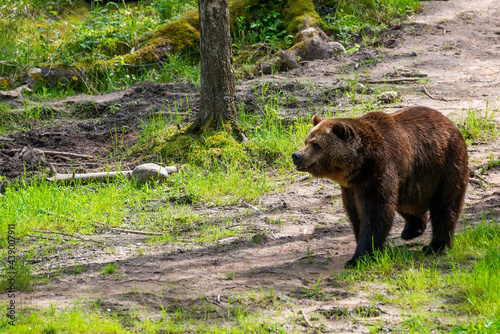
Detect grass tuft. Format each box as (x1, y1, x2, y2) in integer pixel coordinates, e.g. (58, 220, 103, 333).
(456, 107, 499, 145)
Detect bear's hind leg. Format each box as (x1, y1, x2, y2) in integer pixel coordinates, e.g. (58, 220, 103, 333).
(400, 212, 428, 241)
(424, 202, 461, 254)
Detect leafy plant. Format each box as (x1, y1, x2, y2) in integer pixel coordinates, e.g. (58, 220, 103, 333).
(154, 0, 197, 21)
(232, 3, 292, 66)
(319, 0, 420, 46)
(59, 2, 159, 64)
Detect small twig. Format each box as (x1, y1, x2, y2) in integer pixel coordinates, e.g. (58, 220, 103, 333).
(47, 163, 58, 175)
(150, 111, 190, 116)
(421, 85, 449, 101)
(244, 203, 262, 214)
(0, 136, 14, 142)
(298, 310, 314, 328)
(96, 224, 164, 236)
(0, 61, 16, 66)
(205, 295, 225, 308)
(363, 78, 420, 84)
(475, 159, 500, 174)
(469, 178, 482, 186)
(291, 252, 328, 263)
(294, 175, 311, 183)
(469, 168, 487, 184)
(50, 162, 88, 167)
(33, 230, 103, 245)
(42, 150, 94, 159)
(39, 132, 64, 136)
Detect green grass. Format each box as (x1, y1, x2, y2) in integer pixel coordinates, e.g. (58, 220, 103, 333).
(1, 0, 422, 95)
(456, 107, 499, 145)
(6, 1, 499, 332)
(0, 83, 313, 248)
(319, 0, 421, 47)
(334, 219, 500, 332)
(0, 298, 290, 333)
(101, 263, 118, 275)
(0, 304, 131, 333)
(0, 0, 195, 90)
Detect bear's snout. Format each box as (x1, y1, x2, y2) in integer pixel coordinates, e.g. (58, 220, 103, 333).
(292, 152, 302, 165)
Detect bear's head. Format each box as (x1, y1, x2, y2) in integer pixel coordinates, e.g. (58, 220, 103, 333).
(292, 115, 361, 187)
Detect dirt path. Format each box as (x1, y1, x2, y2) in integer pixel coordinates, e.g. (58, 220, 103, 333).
(5, 0, 500, 332)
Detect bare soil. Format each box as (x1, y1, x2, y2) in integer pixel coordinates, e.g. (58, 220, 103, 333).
(2, 0, 500, 331)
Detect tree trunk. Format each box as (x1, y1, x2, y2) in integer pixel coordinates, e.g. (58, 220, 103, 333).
(192, 0, 241, 135)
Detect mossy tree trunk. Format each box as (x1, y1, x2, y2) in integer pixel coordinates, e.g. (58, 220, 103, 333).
(190, 0, 244, 139)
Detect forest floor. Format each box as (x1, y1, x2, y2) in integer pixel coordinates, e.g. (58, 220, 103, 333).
(1, 0, 500, 332)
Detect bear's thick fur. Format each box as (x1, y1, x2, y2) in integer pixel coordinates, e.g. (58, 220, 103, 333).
(292, 106, 468, 267)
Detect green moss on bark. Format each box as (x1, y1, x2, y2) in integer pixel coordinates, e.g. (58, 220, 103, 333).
(283, 0, 324, 35)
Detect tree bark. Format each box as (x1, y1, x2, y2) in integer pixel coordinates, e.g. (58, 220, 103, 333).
(192, 0, 239, 133)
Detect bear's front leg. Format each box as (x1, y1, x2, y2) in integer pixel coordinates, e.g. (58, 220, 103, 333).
(341, 187, 362, 243)
(344, 193, 395, 268)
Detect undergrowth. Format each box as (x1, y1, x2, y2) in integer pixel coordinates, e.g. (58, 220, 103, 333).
(336, 218, 500, 332)
(455, 106, 499, 145)
(318, 0, 420, 46)
(0, 0, 422, 94)
(0, 301, 289, 333)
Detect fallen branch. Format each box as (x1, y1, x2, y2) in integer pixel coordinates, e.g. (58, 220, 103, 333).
(363, 78, 420, 84)
(44, 150, 95, 159)
(47, 164, 177, 185)
(95, 224, 164, 236)
(421, 85, 449, 101)
(1, 148, 94, 159)
(47, 170, 134, 184)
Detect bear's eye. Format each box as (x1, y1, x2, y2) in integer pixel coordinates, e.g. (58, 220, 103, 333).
(313, 143, 321, 150)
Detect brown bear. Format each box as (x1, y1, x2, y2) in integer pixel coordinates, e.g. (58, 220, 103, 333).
(292, 106, 468, 267)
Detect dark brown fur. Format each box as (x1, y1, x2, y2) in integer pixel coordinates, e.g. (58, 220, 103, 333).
(292, 106, 469, 267)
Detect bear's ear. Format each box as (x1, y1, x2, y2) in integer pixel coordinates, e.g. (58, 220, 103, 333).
(312, 115, 324, 126)
(332, 122, 353, 140)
